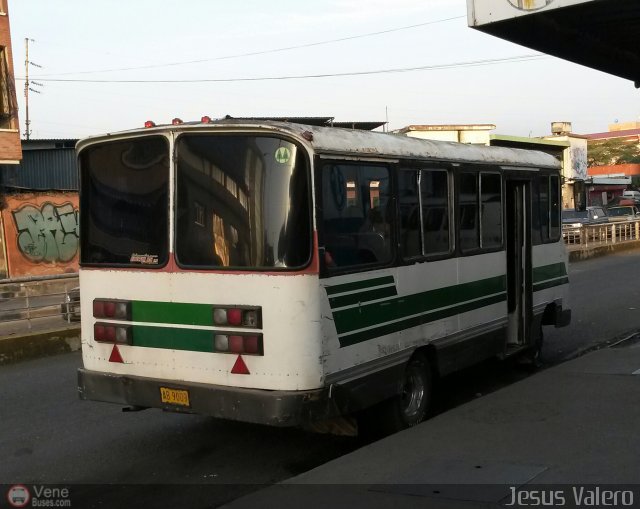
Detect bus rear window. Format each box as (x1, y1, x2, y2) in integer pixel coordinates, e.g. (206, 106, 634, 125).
(79, 136, 169, 267)
(175, 134, 311, 270)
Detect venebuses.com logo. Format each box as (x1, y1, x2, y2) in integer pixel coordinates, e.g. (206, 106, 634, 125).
(6, 485, 71, 507)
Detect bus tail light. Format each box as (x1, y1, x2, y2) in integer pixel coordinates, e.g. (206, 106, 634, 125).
(213, 333, 263, 355)
(212, 306, 261, 328)
(94, 323, 132, 345)
(93, 299, 132, 320)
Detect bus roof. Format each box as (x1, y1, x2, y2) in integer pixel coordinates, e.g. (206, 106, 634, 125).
(76, 119, 560, 170)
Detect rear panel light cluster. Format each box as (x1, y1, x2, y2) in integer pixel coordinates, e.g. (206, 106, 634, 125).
(93, 299, 131, 320)
(94, 323, 132, 345)
(214, 333, 263, 356)
(213, 306, 261, 328)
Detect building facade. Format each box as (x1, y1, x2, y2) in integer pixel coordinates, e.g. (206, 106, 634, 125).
(0, 0, 21, 164)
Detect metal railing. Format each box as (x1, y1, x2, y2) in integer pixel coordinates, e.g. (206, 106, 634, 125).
(0, 275, 80, 336)
(563, 220, 640, 249)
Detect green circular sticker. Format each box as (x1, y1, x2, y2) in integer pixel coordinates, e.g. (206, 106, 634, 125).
(275, 147, 291, 164)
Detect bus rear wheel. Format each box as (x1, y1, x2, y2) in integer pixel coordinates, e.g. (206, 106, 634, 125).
(360, 352, 432, 437)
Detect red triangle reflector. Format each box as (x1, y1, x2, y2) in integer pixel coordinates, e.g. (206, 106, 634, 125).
(109, 345, 124, 363)
(231, 355, 250, 375)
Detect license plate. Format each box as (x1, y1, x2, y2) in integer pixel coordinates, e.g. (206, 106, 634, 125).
(160, 387, 190, 407)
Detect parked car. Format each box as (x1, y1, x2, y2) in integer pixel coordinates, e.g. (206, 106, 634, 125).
(562, 207, 608, 228)
(606, 205, 640, 222)
(622, 190, 640, 203)
(61, 286, 81, 321)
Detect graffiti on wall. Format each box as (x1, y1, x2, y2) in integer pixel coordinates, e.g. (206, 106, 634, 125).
(0, 193, 80, 278)
(12, 202, 79, 263)
(571, 146, 588, 180)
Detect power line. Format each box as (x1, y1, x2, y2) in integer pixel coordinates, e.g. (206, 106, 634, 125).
(16, 54, 546, 84)
(33, 15, 465, 77)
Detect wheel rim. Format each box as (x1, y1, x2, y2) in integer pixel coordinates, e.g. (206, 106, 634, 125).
(400, 362, 426, 420)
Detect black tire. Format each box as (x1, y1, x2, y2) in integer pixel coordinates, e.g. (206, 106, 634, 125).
(359, 352, 432, 438)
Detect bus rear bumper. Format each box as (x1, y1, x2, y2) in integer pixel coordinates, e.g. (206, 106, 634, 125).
(77, 368, 333, 427)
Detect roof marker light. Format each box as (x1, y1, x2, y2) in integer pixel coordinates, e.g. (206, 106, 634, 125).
(144, 120, 156, 128)
(201, 115, 212, 123)
(172, 118, 183, 125)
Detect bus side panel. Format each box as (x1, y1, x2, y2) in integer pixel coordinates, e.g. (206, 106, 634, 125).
(79, 270, 325, 391)
(320, 252, 508, 383)
(532, 241, 570, 316)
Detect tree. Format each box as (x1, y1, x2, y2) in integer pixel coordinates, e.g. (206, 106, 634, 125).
(588, 138, 640, 167)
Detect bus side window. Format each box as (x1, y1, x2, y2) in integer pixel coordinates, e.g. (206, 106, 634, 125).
(398, 169, 421, 258)
(322, 163, 392, 269)
(480, 172, 502, 249)
(458, 172, 480, 252)
(421, 169, 451, 255)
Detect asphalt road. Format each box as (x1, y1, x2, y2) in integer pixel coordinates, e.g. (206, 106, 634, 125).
(1, 249, 640, 508)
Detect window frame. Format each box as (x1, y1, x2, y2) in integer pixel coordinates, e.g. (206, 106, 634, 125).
(318, 159, 396, 276)
(397, 164, 454, 263)
(456, 165, 505, 257)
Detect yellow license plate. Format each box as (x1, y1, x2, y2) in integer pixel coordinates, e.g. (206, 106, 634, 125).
(160, 387, 190, 407)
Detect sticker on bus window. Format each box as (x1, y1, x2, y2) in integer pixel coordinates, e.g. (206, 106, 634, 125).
(275, 147, 291, 164)
(130, 253, 159, 265)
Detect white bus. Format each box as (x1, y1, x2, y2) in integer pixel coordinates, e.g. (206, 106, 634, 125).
(76, 118, 570, 434)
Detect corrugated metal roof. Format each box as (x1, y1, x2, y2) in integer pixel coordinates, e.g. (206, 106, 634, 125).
(0, 147, 77, 190)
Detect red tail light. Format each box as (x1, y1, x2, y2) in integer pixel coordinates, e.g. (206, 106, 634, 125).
(93, 299, 131, 320)
(212, 306, 261, 328)
(213, 333, 263, 355)
(94, 323, 132, 345)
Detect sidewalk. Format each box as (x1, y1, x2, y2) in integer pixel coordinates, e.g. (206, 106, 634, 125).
(0, 318, 80, 365)
(225, 337, 640, 508)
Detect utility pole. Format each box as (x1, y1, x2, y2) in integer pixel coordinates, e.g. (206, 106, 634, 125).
(23, 38, 42, 141)
(24, 37, 30, 140)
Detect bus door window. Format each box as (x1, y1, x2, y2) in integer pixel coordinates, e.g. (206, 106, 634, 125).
(538, 175, 550, 241)
(322, 163, 391, 268)
(549, 175, 561, 240)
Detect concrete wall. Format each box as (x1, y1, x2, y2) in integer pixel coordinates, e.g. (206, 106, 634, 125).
(0, 192, 79, 279)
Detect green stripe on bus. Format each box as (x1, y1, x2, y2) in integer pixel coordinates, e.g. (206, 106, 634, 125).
(333, 275, 506, 335)
(533, 262, 567, 283)
(325, 275, 395, 296)
(132, 325, 213, 352)
(132, 301, 213, 326)
(339, 293, 506, 348)
(329, 285, 398, 309)
(533, 277, 569, 292)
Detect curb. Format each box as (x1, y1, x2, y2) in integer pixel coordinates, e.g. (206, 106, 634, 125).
(567, 240, 640, 262)
(0, 326, 81, 365)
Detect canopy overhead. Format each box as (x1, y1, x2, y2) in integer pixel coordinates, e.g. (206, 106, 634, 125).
(467, 0, 640, 87)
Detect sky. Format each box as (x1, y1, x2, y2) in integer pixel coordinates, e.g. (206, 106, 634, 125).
(8, 0, 640, 140)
